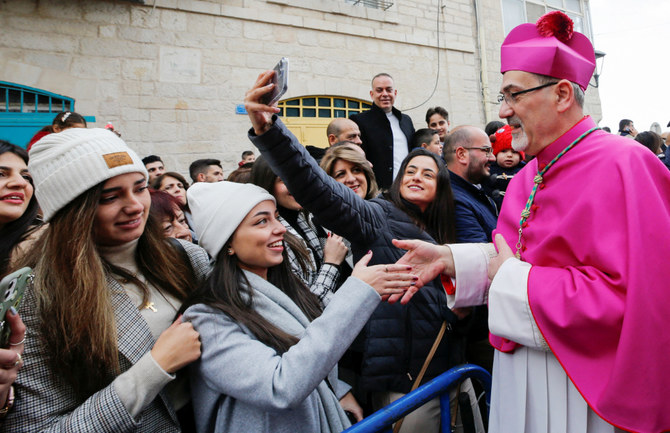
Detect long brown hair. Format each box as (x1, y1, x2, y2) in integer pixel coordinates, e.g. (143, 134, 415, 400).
(22, 182, 198, 398)
(180, 246, 322, 354)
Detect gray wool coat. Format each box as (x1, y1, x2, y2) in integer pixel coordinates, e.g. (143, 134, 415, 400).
(184, 271, 381, 433)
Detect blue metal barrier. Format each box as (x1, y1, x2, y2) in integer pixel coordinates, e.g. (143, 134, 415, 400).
(342, 364, 491, 433)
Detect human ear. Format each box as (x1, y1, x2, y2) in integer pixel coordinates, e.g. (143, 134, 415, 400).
(555, 80, 573, 113)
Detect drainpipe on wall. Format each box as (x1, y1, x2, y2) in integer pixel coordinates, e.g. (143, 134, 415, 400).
(473, 0, 491, 124)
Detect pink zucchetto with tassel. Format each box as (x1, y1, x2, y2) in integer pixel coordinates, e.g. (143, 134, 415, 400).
(500, 11, 596, 90)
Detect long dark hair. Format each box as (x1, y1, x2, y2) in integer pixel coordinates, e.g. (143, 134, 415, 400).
(0, 141, 41, 277)
(22, 181, 198, 399)
(387, 148, 455, 244)
(249, 156, 314, 276)
(180, 245, 322, 354)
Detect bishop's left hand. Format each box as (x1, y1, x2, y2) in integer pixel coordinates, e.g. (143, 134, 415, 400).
(488, 234, 514, 281)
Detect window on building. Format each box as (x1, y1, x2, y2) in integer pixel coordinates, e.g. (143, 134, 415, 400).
(344, 0, 394, 11)
(1, 82, 73, 114)
(278, 96, 371, 119)
(0, 82, 94, 148)
(277, 96, 372, 149)
(501, 0, 592, 40)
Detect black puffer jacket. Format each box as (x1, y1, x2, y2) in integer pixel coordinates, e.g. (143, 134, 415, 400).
(250, 118, 464, 393)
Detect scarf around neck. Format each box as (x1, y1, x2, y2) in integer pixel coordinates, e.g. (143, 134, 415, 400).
(240, 270, 350, 433)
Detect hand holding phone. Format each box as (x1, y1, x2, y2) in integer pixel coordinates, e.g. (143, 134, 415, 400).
(259, 57, 289, 106)
(0, 267, 31, 348)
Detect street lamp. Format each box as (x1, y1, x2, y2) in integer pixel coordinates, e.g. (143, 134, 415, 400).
(591, 50, 606, 88)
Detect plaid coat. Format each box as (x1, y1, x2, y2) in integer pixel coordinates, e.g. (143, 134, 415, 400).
(2, 240, 210, 432)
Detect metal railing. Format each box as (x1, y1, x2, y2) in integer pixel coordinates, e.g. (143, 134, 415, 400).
(342, 364, 491, 433)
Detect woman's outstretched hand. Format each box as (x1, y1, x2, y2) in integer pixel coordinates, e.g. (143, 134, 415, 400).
(244, 70, 280, 136)
(351, 251, 418, 302)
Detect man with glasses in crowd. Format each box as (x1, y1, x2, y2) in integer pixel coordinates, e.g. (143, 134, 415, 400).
(442, 125, 498, 387)
(443, 125, 498, 244)
(394, 11, 670, 433)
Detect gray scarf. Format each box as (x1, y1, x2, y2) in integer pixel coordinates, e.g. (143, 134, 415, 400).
(240, 270, 351, 433)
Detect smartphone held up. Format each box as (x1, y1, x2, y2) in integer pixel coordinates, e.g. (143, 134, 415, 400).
(260, 57, 289, 106)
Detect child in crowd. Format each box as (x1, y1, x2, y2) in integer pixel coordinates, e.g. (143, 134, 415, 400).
(485, 125, 525, 208)
(27, 111, 88, 151)
(411, 128, 442, 158)
(239, 150, 256, 167)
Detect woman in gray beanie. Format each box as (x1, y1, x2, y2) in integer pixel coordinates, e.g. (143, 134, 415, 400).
(180, 180, 419, 433)
(5, 128, 210, 432)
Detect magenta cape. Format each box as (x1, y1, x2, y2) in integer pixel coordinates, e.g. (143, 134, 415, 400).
(491, 116, 670, 433)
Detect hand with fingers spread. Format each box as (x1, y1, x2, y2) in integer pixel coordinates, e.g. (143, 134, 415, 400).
(0, 308, 25, 410)
(387, 239, 455, 305)
(151, 315, 201, 374)
(351, 251, 418, 300)
(392, 239, 454, 283)
(244, 70, 281, 136)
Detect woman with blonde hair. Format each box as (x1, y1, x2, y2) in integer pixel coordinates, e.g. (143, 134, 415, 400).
(319, 144, 379, 200)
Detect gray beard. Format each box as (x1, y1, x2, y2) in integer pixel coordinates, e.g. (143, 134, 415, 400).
(512, 132, 529, 152)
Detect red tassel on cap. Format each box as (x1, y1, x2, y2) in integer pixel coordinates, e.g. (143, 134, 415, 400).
(536, 11, 574, 43)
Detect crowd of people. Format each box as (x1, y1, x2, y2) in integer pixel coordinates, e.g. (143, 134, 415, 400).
(0, 10, 668, 433)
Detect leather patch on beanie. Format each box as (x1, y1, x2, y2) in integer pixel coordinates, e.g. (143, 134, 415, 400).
(103, 152, 134, 168)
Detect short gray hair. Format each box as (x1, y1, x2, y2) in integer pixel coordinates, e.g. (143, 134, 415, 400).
(371, 73, 394, 88)
(533, 73, 584, 108)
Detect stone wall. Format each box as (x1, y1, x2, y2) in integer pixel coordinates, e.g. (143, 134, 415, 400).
(0, 0, 601, 176)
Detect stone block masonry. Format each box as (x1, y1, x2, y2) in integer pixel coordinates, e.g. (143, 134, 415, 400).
(0, 0, 600, 176)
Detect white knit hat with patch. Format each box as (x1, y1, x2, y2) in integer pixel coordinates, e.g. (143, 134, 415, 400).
(187, 181, 275, 259)
(29, 128, 148, 221)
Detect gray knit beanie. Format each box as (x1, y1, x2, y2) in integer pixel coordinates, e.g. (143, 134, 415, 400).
(187, 181, 275, 259)
(29, 128, 148, 221)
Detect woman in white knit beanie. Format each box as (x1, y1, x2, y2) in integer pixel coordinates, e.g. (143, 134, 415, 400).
(179, 180, 419, 433)
(5, 128, 210, 432)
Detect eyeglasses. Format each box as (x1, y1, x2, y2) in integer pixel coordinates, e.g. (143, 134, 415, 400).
(462, 146, 494, 156)
(496, 82, 559, 105)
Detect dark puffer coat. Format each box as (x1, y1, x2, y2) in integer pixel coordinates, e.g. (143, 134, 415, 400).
(250, 117, 464, 393)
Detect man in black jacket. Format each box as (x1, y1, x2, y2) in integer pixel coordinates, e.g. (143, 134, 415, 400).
(444, 126, 498, 379)
(350, 73, 414, 189)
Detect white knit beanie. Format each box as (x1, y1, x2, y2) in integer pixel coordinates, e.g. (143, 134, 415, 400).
(29, 128, 148, 221)
(187, 181, 275, 259)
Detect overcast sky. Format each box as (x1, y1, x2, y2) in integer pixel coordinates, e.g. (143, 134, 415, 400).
(589, 0, 669, 133)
